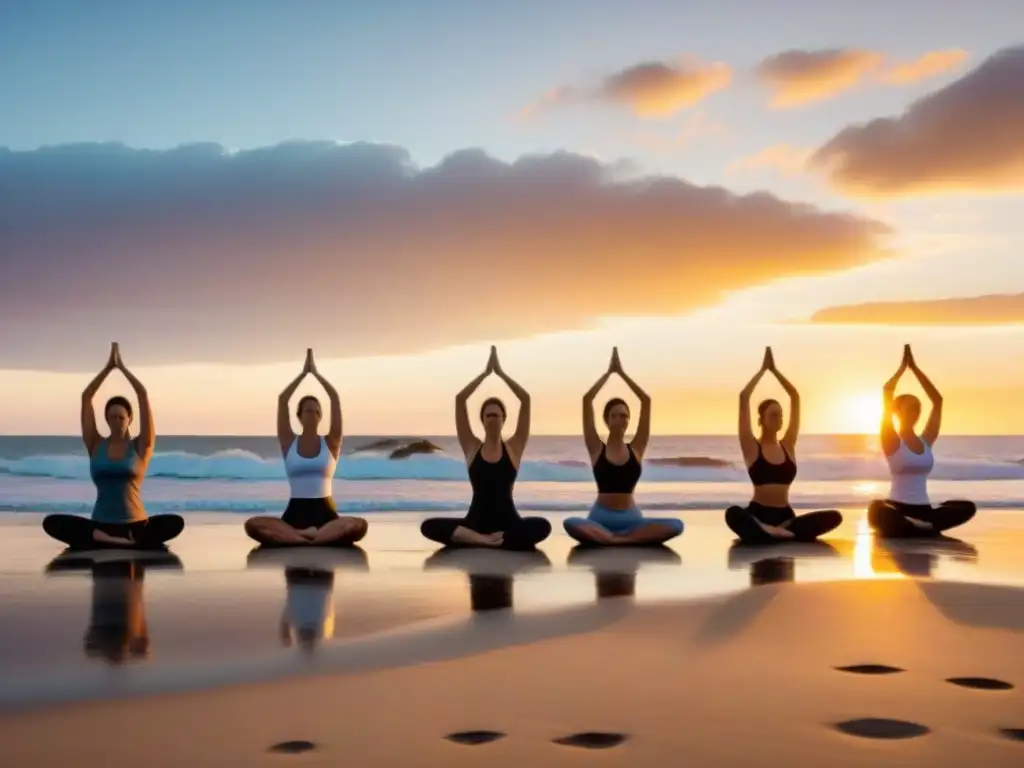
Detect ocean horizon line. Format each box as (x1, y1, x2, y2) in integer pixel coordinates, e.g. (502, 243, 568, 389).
(1, 432, 1020, 439)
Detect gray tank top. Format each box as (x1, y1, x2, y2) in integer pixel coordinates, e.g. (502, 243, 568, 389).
(89, 439, 147, 523)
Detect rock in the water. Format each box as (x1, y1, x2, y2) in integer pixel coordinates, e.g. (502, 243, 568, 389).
(353, 438, 404, 453)
(389, 440, 443, 459)
(648, 456, 731, 468)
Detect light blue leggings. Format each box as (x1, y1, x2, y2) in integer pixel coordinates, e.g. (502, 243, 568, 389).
(564, 503, 684, 542)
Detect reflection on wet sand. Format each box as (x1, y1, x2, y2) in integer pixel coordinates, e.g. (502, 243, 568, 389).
(45, 548, 183, 665)
(725, 532, 980, 586)
(246, 546, 369, 651)
(567, 545, 682, 599)
(423, 548, 552, 612)
(870, 537, 979, 578)
(727, 541, 843, 586)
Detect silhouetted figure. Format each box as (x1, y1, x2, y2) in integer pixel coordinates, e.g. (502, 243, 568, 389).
(868, 344, 976, 538)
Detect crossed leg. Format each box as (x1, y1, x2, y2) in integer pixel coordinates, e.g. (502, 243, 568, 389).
(867, 499, 976, 538)
(245, 515, 368, 547)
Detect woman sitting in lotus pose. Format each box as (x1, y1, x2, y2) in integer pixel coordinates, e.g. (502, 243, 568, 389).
(867, 344, 975, 538)
(563, 348, 684, 546)
(43, 343, 185, 550)
(244, 349, 368, 547)
(420, 347, 551, 550)
(726, 347, 842, 544)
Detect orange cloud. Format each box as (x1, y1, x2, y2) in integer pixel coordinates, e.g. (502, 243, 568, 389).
(878, 48, 969, 85)
(756, 48, 885, 107)
(727, 143, 811, 177)
(809, 45, 1024, 197)
(0, 141, 890, 371)
(524, 58, 732, 119)
(811, 293, 1024, 325)
(756, 47, 969, 108)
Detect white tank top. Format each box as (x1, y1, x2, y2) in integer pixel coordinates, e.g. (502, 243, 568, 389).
(283, 583, 335, 643)
(284, 437, 338, 498)
(886, 438, 934, 506)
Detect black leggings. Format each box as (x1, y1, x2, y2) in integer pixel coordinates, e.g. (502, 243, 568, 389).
(42, 513, 185, 550)
(725, 503, 842, 544)
(867, 499, 976, 538)
(280, 497, 340, 529)
(420, 516, 552, 551)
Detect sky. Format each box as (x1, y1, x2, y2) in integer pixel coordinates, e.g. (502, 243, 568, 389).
(1, 0, 1023, 435)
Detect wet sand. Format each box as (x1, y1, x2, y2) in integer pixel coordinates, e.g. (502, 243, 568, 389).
(0, 509, 1022, 764)
(1, 579, 1022, 766)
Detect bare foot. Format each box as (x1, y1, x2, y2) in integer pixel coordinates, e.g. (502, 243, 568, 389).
(577, 525, 616, 545)
(93, 529, 136, 548)
(299, 527, 319, 540)
(906, 517, 934, 531)
(483, 532, 504, 547)
(755, 521, 795, 540)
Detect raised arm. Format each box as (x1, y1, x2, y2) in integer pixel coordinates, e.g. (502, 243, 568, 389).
(738, 348, 770, 465)
(307, 350, 343, 458)
(611, 349, 652, 461)
(114, 347, 155, 461)
(81, 343, 118, 455)
(491, 348, 530, 461)
(880, 345, 910, 456)
(768, 355, 800, 452)
(455, 351, 492, 460)
(583, 357, 613, 463)
(908, 347, 943, 445)
(277, 359, 309, 456)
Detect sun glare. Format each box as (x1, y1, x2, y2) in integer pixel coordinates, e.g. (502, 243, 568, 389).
(839, 391, 884, 434)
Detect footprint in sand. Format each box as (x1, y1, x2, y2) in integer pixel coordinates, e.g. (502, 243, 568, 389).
(946, 676, 1014, 691)
(445, 731, 506, 745)
(268, 740, 317, 754)
(999, 728, 1024, 742)
(835, 664, 905, 675)
(553, 732, 628, 749)
(833, 718, 930, 740)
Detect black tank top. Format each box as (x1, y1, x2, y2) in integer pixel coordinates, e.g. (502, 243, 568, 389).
(593, 443, 642, 493)
(466, 442, 519, 528)
(747, 443, 797, 486)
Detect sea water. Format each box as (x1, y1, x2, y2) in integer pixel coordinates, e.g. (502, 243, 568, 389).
(2, 435, 1024, 515)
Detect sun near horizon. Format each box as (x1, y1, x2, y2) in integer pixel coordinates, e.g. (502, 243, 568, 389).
(1, 6, 1023, 436)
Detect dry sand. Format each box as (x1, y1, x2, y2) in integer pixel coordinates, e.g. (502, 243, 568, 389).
(1, 578, 1022, 766)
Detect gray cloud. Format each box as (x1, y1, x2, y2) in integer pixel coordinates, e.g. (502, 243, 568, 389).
(809, 45, 1024, 197)
(0, 141, 891, 371)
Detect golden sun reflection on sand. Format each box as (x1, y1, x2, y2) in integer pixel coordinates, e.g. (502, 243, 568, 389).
(852, 516, 907, 580)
